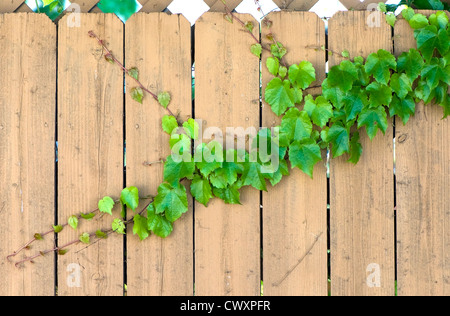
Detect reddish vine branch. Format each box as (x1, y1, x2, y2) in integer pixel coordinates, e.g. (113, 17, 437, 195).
(88, 31, 176, 117)
(12, 199, 152, 268)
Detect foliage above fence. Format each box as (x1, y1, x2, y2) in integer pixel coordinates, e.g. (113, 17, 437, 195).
(1, 0, 395, 22)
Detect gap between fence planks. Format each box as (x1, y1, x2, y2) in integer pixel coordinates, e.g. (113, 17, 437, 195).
(0, 13, 56, 296)
(125, 12, 193, 296)
(194, 12, 261, 296)
(261, 11, 327, 296)
(57, 13, 124, 296)
(395, 10, 450, 297)
(328, 11, 395, 296)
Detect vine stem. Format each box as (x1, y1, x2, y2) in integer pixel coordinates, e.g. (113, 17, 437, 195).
(12, 199, 153, 268)
(88, 31, 176, 118)
(6, 204, 107, 261)
(222, 1, 290, 69)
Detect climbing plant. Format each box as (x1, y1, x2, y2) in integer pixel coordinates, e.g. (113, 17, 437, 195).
(7, 2, 450, 266)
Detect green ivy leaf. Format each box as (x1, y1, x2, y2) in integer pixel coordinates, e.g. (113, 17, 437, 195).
(68, 215, 78, 230)
(322, 78, 345, 108)
(131, 87, 144, 104)
(251, 44, 262, 58)
(390, 73, 413, 99)
(158, 92, 171, 109)
(128, 67, 139, 80)
(209, 150, 244, 188)
(154, 182, 188, 223)
(79, 233, 90, 245)
(182, 118, 199, 140)
(289, 139, 322, 178)
(191, 175, 214, 207)
(402, 7, 415, 21)
(342, 87, 368, 122)
(53, 225, 63, 233)
(409, 13, 429, 29)
(163, 155, 195, 186)
(321, 122, 350, 158)
(327, 60, 358, 92)
(415, 25, 450, 62)
(263, 157, 289, 187)
(279, 66, 288, 79)
(280, 107, 313, 147)
(95, 230, 108, 239)
(357, 106, 388, 140)
(288, 61, 316, 89)
(265, 77, 296, 116)
(133, 214, 150, 241)
(271, 42, 287, 59)
(364, 49, 397, 85)
(162, 115, 179, 135)
(241, 161, 268, 191)
(34, 233, 43, 240)
(389, 94, 416, 125)
(120, 186, 139, 212)
(348, 132, 363, 164)
(80, 212, 96, 220)
(266, 57, 280, 76)
(429, 11, 449, 29)
(366, 82, 393, 108)
(397, 48, 425, 82)
(195, 142, 224, 178)
(112, 218, 126, 235)
(420, 57, 450, 90)
(98, 196, 115, 216)
(386, 13, 397, 27)
(147, 203, 173, 238)
(213, 182, 242, 205)
(304, 95, 333, 128)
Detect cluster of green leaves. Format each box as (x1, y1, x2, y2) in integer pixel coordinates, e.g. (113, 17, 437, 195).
(383, 0, 450, 12)
(264, 9, 449, 169)
(52, 8, 450, 246)
(122, 8, 449, 242)
(28, 0, 68, 20)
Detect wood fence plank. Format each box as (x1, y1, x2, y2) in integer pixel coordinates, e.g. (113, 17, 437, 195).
(272, 0, 319, 11)
(194, 12, 261, 296)
(261, 11, 327, 296)
(395, 11, 450, 296)
(140, 0, 172, 12)
(0, 13, 56, 296)
(339, 0, 386, 10)
(70, 1, 100, 12)
(125, 13, 193, 296)
(0, 0, 23, 12)
(205, 0, 242, 12)
(57, 13, 124, 296)
(328, 11, 395, 296)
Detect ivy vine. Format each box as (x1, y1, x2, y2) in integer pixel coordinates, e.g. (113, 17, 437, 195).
(7, 2, 450, 266)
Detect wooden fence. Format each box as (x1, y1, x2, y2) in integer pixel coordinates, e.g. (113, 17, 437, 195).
(0, 9, 449, 296)
(0, 0, 390, 14)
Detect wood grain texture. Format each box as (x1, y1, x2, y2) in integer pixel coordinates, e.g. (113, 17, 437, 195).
(194, 12, 261, 296)
(328, 11, 395, 296)
(205, 0, 242, 12)
(125, 13, 193, 296)
(339, 0, 386, 10)
(272, 0, 319, 11)
(395, 11, 450, 296)
(69, 0, 100, 12)
(140, 0, 172, 12)
(0, 0, 23, 12)
(261, 11, 328, 296)
(57, 14, 124, 296)
(0, 13, 56, 296)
